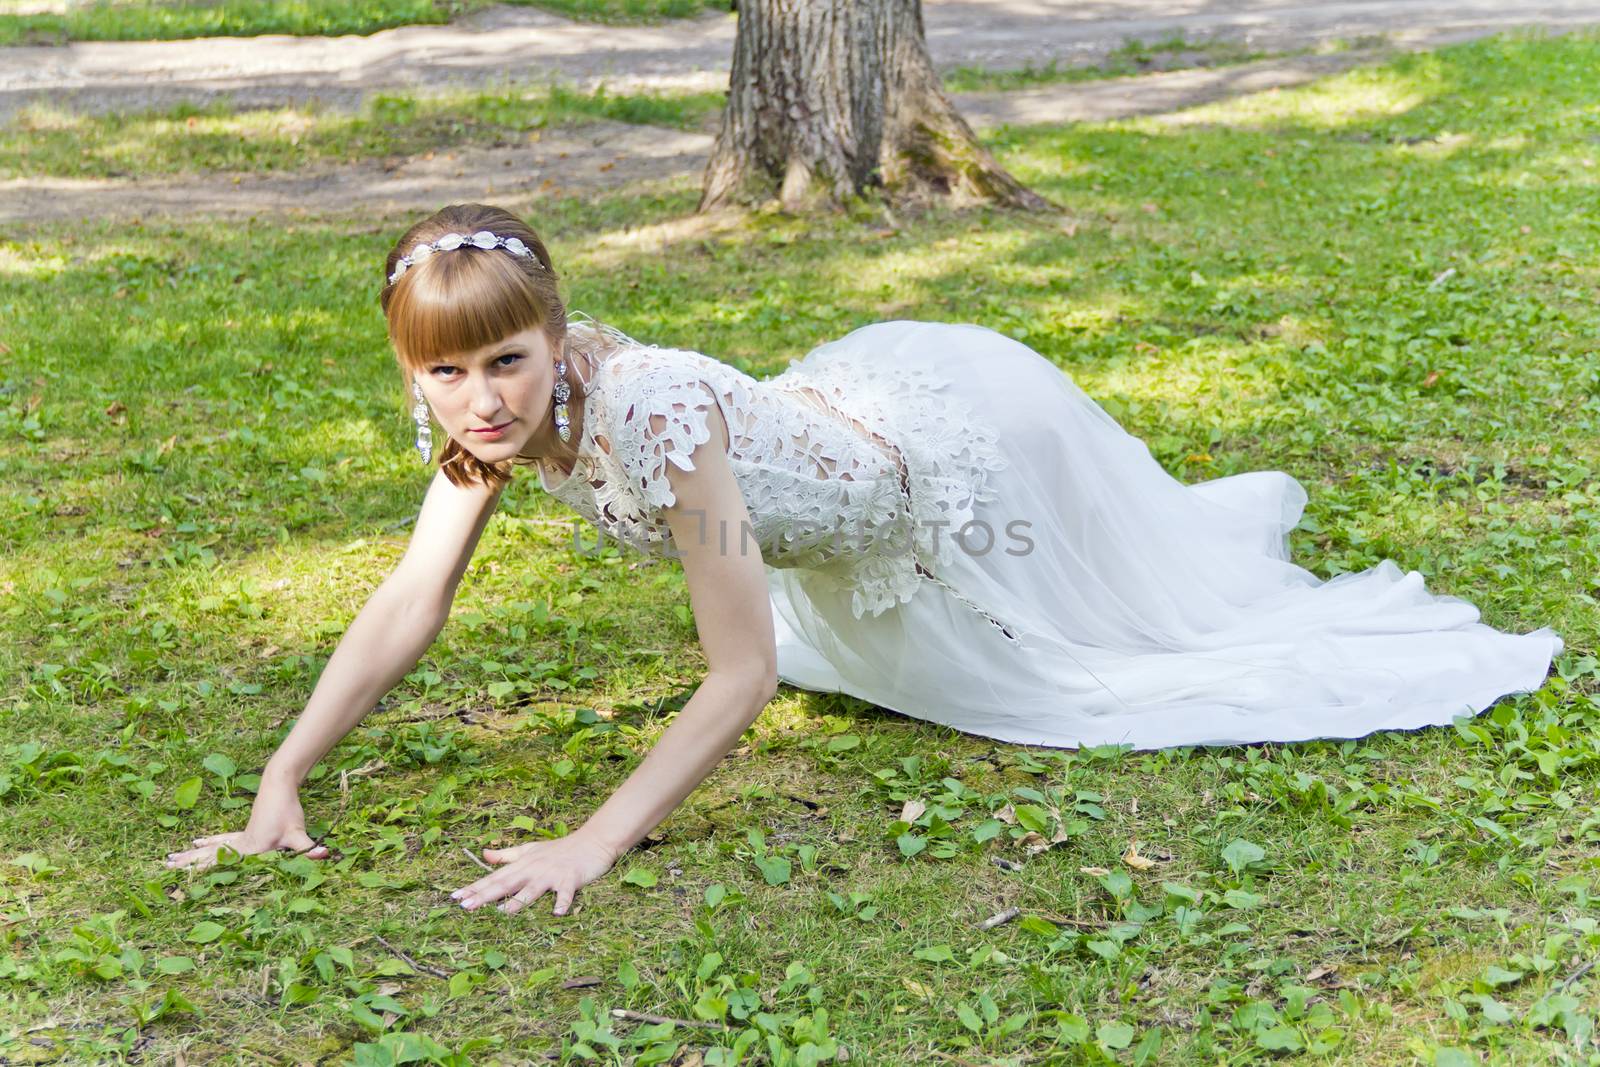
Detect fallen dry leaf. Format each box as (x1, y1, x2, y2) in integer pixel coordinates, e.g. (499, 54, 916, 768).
(1079, 866, 1111, 878)
(899, 799, 926, 823)
(1122, 841, 1156, 871)
(994, 804, 1016, 824)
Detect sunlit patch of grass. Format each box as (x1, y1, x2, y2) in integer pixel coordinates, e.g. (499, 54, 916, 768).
(0, 243, 69, 277)
(942, 32, 1290, 94)
(521, 0, 724, 24)
(0, 0, 724, 45)
(1154, 58, 1448, 132)
(0, 83, 725, 179)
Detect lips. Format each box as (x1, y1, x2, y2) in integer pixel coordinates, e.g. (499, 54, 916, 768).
(469, 420, 513, 435)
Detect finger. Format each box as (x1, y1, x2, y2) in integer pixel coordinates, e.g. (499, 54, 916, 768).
(552, 883, 576, 917)
(175, 832, 237, 858)
(459, 853, 542, 901)
(282, 831, 330, 860)
(164, 846, 218, 872)
(500, 885, 544, 915)
(454, 870, 519, 910)
(165, 843, 210, 865)
(483, 842, 538, 865)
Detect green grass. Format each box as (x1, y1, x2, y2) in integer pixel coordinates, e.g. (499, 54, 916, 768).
(0, 84, 725, 179)
(942, 33, 1297, 94)
(0, 0, 724, 46)
(525, 0, 721, 24)
(2, 31, 1600, 1065)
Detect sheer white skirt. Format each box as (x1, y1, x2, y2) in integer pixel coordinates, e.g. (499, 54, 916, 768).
(768, 321, 1563, 750)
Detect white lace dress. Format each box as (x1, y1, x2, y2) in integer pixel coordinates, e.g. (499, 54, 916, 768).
(534, 317, 1564, 749)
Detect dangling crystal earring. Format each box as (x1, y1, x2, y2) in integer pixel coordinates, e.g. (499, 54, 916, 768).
(411, 379, 433, 464)
(551, 354, 572, 444)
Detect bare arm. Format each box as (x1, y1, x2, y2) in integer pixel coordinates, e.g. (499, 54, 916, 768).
(452, 396, 779, 914)
(166, 467, 503, 869)
(262, 468, 505, 788)
(577, 403, 778, 858)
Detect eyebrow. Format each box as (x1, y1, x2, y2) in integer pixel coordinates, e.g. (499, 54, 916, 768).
(430, 343, 524, 365)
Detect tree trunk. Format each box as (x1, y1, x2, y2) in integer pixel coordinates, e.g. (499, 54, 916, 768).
(699, 0, 1050, 213)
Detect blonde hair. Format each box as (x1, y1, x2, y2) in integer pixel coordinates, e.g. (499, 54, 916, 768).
(380, 203, 567, 490)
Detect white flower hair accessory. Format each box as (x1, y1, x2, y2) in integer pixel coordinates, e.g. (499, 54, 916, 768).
(387, 230, 538, 285)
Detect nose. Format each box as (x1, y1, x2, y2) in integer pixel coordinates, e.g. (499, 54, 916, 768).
(467, 374, 503, 422)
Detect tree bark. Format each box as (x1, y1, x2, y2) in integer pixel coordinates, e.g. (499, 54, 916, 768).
(699, 0, 1050, 213)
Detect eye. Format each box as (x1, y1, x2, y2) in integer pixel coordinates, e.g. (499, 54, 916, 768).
(495, 353, 523, 368)
(429, 365, 459, 379)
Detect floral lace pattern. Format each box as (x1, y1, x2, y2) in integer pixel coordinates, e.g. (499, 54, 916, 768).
(539, 317, 1009, 621)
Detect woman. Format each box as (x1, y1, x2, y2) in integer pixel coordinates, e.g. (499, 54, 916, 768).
(165, 203, 1564, 916)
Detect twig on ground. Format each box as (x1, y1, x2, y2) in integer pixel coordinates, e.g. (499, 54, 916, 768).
(336, 757, 389, 819)
(610, 1008, 727, 1030)
(21, 1021, 96, 1035)
(1033, 912, 1105, 929)
(978, 905, 1020, 930)
(1559, 959, 1594, 991)
(373, 934, 451, 980)
(381, 511, 422, 533)
(462, 846, 493, 871)
(346, 758, 388, 779)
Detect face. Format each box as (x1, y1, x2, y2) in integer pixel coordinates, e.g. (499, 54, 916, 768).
(414, 326, 557, 463)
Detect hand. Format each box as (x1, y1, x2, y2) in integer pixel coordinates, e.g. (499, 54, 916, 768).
(451, 832, 619, 917)
(163, 778, 329, 871)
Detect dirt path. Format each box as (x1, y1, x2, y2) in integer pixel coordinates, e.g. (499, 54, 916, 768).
(4, 1, 1599, 225)
(0, 46, 1456, 225)
(4, 0, 1599, 121)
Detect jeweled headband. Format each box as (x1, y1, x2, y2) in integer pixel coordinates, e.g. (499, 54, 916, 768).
(387, 230, 540, 285)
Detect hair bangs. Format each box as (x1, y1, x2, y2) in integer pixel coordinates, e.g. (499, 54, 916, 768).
(387, 249, 549, 371)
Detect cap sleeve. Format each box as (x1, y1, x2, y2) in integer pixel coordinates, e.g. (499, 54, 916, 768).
(598, 350, 723, 511)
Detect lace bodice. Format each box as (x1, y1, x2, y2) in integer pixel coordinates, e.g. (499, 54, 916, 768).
(530, 316, 1008, 619)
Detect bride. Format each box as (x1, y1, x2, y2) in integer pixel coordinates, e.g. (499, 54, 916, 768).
(165, 203, 1564, 917)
